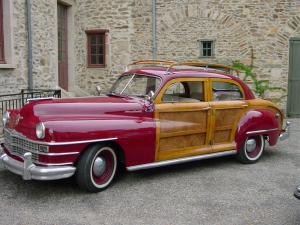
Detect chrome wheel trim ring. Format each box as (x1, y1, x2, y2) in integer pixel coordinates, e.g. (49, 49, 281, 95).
(244, 135, 264, 161)
(90, 147, 117, 189)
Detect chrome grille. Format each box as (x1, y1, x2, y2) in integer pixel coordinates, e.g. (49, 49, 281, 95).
(3, 129, 48, 163)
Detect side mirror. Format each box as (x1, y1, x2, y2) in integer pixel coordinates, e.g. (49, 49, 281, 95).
(96, 85, 101, 95)
(144, 90, 155, 112)
(146, 90, 155, 101)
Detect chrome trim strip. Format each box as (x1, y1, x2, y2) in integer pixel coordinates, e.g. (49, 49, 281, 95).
(39, 151, 80, 156)
(35, 161, 74, 166)
(246, 128, 278, 135)
(27, 97, 55, 102)
(4, 128, 117, 146)
(46, 138, 118, 146)
(127, 150, 237, 171)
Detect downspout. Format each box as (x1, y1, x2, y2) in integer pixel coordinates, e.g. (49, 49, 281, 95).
(26, 0, 33, 89)
(152, 0, 157, 60)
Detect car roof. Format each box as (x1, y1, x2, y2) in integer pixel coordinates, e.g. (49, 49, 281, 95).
(125, 67, 241, 83)
(123, 67, 255, 100)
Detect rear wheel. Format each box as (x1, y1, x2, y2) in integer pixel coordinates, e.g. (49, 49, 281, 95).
(76, 144, 117, 192)
(237, 135, 265, 164)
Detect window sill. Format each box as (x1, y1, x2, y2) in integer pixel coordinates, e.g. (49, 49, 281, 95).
(198, 56, 215, 59)
(0, 64, 16, 69)
(87, 65, 107, 69)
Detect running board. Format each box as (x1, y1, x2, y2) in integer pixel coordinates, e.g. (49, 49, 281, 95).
(126, 150, 237, 171)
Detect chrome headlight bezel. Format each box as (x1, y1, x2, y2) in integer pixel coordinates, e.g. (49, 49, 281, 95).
(2, 111, 10, 126)
(36, 122, 45, 139)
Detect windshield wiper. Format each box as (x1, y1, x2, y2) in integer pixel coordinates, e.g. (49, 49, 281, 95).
(106, 92, 124, 98)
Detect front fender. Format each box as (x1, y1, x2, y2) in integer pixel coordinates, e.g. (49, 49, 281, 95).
(45, 117, 156, 167)
(235, 109, 281, 150)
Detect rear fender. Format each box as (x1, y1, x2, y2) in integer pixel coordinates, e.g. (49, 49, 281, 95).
(235, 109, 281, 150)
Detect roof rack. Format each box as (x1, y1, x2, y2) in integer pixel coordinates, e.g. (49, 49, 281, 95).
(126, 60, 177, 71)
(165, 61, 240, 75)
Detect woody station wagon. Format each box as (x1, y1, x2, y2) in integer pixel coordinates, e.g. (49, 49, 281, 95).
(0, 60, 290, 192)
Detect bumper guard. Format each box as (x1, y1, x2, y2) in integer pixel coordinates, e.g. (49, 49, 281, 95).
(0, 147, 76, 180)
(279, 121, 290, 141)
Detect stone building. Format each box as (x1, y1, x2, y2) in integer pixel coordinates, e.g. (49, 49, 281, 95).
(0, 0, 300, 115)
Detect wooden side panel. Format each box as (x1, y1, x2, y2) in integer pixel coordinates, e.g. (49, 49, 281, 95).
(160, 111, 207, 134)
(160, 133, 206, 152)
(213, 108, 243, 144)
(156, 102, 211, 161)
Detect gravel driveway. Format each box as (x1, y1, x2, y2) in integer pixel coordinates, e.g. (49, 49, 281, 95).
(0, 119, 299, 225)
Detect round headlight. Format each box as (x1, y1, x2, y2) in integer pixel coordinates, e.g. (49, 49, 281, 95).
(2, 111, 10, 126)
(36, 122, 45, 139)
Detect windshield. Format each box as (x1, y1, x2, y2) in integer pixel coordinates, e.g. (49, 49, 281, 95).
(110, 74, 161, 97)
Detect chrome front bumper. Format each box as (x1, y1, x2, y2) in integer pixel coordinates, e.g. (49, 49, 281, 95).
(279, 121, 290, 141)
(0, 147, 76, 180)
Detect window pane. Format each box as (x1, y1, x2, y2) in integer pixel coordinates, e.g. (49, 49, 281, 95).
(98, 46, 104, 54)
(207, 49, 211, 56)
(91, 46, 97, 54)
(86, 31, 107, 67)
(110, 74, 161, 97)
(98, 54, 104, 65)
(212, 81, 243, 101)
(98, 35, 104, 44)
(162, 81, 203, 103)
(207, 42, 212, 48)
(91, 55, 97, 64)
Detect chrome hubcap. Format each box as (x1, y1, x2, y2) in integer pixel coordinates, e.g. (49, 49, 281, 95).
(246, 139, 256, 153)
(93, 157, 106, 176)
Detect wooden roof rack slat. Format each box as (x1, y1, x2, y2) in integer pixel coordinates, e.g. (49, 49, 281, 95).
(126, 60, 177, 71)
(165, 61, 240, 75)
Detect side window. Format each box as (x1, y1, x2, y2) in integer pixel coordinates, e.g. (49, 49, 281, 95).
(212, 81, 243, 101)
(162, 81, 204, 103)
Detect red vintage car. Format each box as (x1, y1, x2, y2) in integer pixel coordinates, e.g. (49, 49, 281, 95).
(0, 60, 290, 192)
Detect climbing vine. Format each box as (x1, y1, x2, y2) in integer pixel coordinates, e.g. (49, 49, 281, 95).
(231, 61, 286, 102)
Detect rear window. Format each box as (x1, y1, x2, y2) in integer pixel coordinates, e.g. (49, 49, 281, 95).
(212, 81, 243, 101)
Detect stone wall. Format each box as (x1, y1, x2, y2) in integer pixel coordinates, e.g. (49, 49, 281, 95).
(0, 0, 28, 94)
(131, 0, 300, 109)
(1, 0, 300, 110)
(74, 0, 134, 95)
(0, 0, 58, 95)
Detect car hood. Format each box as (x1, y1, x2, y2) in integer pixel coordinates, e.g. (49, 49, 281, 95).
(19, 96, 146, 120)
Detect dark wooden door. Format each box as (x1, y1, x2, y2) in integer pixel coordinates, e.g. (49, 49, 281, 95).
(288, 38, 300, 117)
(57, 4, 68, 90)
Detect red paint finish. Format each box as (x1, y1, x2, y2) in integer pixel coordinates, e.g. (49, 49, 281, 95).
(7, 95, 156, 167)
(235, 109, 281, 151)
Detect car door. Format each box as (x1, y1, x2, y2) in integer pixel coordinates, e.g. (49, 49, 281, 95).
(208, 78, 248, 152)
(154, 78, 212, 161)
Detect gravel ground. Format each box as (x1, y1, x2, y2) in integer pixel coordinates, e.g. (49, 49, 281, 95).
(0, 119, 300, 225)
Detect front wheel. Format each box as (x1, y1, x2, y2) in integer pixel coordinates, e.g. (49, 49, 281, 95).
(237, 135, 265, 164)
(76, 144, 117, 192)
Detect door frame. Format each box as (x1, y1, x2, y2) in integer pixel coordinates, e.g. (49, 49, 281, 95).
(154, 78, 212, 161)
(208, 78, 248, 152)
(56, 0, 76, 92)
(287, 37, 300, 117)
